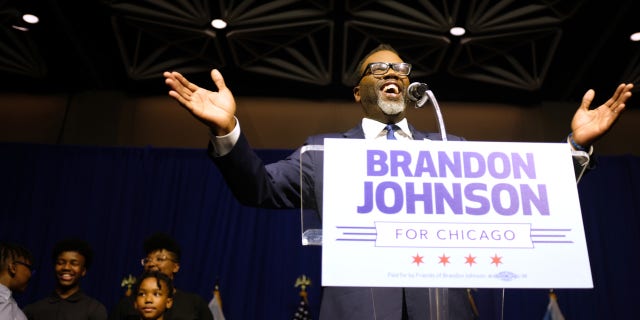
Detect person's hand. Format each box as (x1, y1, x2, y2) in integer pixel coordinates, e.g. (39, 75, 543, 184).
(164, 69, 237, 136)
(570, 83, 634, 148)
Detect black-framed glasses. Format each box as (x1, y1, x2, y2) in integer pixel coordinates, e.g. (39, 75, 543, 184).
(14, 261, 35, 274)
(359, 62, 412, 81)
(141, 255, 176, 266)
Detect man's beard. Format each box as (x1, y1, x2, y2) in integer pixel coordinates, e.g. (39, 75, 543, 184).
(378, 94, 406, 115)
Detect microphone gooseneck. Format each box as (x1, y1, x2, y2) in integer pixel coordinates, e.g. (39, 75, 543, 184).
(407, 82, 448, 142)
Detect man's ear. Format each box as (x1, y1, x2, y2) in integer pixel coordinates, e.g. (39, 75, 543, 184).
(353, 86, 361, 103)
(8, 262, 17, 276)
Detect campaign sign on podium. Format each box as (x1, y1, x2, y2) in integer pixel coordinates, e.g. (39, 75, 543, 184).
(321, 138, 593, 288)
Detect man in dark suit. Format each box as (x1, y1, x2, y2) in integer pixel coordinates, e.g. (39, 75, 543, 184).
(163, 44, 633, 319)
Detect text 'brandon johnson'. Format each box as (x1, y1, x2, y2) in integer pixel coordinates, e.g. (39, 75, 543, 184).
(356, 149, 549, 216)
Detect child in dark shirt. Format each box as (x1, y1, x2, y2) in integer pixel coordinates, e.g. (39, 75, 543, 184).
(134, 271, 174, 320)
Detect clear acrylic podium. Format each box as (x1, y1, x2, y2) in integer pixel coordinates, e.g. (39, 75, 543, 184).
(299, 143, 452, 319)
(299, 144, 324, 246)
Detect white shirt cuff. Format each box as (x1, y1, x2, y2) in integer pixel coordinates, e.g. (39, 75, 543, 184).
(209, 117, 240, 157)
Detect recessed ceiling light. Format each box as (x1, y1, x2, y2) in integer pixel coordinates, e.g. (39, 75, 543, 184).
(450, 27, 466, 36)
(22, 14, 39, 24)
(11, 25, 29, 31)
(630, 32, 640, 42)
(211, 19, 227, 29)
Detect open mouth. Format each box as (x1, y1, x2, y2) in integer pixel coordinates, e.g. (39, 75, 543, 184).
(380, 82, 401, 99)
(58, 273, 75, 281)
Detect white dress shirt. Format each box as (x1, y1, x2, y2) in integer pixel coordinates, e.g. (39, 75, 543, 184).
(361, 117, 412, 140)
(0, 284, 27, 320)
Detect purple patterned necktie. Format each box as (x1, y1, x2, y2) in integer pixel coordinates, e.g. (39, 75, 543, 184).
(386, 124, 398, 140)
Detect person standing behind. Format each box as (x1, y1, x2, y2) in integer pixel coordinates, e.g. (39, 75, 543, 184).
(134, 271, 174, 320)
(0, 242, 34, 320)
(23, 238, 107, 320)
(108, 233, 213, 320)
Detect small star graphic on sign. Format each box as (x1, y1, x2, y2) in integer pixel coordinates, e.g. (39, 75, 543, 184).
(412, 253, 424, 266)
(438, 253, 450, 266)
(465, 254, 477, 267)
(491, 254, 503, 267)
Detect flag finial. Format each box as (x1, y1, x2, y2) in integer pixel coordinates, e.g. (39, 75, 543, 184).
(120, 274, 136, 296)
(295, 274, 312, 291)
(295, 274, 312, 303)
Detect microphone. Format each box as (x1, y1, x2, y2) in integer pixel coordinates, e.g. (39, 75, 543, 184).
(407, 82, 429, 102)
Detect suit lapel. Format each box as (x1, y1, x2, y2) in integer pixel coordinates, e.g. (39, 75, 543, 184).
(343, 125, 365, 139)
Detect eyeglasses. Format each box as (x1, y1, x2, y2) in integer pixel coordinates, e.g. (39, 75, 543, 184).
(359, 62, 412, 82)
(141, 255, 176, 266)
(14, 261, 35, 274)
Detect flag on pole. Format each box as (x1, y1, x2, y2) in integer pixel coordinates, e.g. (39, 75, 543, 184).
(293, 295, 311, 320)
(208, 282, 226, 320)
(292, 275, 312, 320)
(543, 290, 565, 320)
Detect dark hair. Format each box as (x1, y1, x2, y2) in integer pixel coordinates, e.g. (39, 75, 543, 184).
(52, 238, 94, 269)
(0, 242, 33, 269)
(353, 43, 402, 83)
(134, 270, 175, 298)
(143, 233, 181, 262)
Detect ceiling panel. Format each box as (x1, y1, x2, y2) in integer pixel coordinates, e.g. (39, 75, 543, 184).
(0, 0, 638, 106)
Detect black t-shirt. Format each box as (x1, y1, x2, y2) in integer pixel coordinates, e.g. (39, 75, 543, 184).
(23, 290, 107, 320)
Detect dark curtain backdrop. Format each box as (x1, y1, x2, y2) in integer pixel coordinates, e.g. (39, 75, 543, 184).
(1, 142, 638, 320)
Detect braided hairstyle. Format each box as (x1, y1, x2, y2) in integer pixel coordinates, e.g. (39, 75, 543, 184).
(0, 242, 33, 268)
(134, 270, 175, 298)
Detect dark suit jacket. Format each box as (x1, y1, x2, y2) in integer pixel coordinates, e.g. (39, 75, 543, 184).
(210, 124, 476, 320)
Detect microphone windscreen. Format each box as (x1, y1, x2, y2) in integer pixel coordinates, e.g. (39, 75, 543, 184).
(407, 82, 428, 101)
